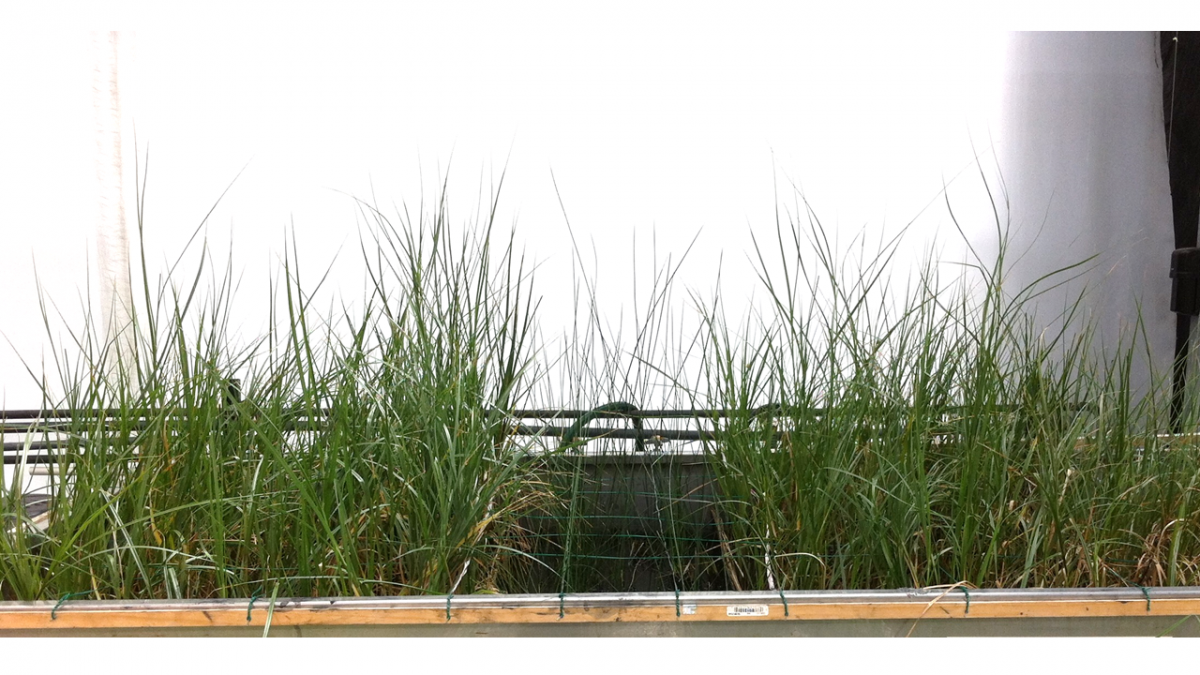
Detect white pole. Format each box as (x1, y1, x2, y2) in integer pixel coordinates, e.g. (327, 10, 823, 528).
(91, 31, 137, 396)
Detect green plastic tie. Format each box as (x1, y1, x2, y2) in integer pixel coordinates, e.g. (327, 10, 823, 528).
(1135, 584, 1151, 612)
(51, 591, 91, 620)
(778, 589, 789, 617)
(558, 592, 566, 620)
(1108, 570, 1152, 613)
(446, 594, 454, 622)
(957, 586, 970, 615)
(246, 588, 263, 622)
(674, 588, 681, 618)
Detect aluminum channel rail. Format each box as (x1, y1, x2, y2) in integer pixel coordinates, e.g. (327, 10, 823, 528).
(2, 587, 1199, 627)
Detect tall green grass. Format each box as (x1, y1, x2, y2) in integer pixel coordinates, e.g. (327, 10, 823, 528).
(2, 179, 548, 600)
(699, 188, 1200, 590)
(4, 169, 1200, 601)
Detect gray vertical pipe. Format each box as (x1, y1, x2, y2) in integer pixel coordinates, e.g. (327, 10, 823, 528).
(996, 32, 1175, 402)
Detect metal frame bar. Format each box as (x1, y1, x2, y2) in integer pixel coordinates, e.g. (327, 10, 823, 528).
(2, 587, 1198, 630)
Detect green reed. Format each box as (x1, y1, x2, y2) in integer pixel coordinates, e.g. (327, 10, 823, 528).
(1, 174, 546, 601)
(5, 167, 1200, 601)
(699, 186, 1200, 591)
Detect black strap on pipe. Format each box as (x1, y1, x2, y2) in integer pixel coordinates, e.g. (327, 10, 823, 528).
(1163, 32, 1200, 433)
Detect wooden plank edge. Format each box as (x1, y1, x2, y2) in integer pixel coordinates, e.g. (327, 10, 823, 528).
(2, 597, 1199, 631)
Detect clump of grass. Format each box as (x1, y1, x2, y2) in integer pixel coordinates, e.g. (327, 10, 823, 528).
(700, 183, 1200, 590)
(1, 173, 548, 601)
(6, 165, 1200, 601)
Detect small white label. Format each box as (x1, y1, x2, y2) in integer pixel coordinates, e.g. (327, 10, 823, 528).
(726, 604, 770, 617)
(681, 603, 697, 615)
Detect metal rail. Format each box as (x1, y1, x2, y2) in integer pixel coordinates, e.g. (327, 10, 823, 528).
(2, 587, 1199, 637)
(2, 423, 726, 462)
(0, 406, 776, 422)
(0, 402, 1155, 466)
(1, 402, 757, 463)
(4, 586, 1193, 611)
(3, 401, 1050, 421)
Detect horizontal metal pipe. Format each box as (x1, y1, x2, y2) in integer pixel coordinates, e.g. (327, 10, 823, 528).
(3, 454, 61, 465)
(4, 403, 1067, 423)
(1, 586, 1196, 615)
(3, 441, 72, 453)
(0, 406, 774, 419)
(510, 406, 782, 419)
(2, 424, 715, 447)
(7, 429, 1196, 465)
(513, 424, 720, 442)
(1, 423, 75, 433)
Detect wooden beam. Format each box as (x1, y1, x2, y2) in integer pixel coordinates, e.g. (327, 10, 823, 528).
(2, 590, 1197, 632)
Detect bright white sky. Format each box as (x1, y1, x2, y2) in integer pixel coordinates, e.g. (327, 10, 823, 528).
(0, 7, 1154, 409)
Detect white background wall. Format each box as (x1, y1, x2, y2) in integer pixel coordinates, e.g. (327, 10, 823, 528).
(1, 6, 1013, 411)
(0, 8, 1177, 416)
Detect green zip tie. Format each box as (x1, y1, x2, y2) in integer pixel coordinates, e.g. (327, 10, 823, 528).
(778, 589, 789, 617)
(1108, 570, 1152, 613)
(1135, 584, 1151, 612)
(957, 586, 970, 615)
(247, 588, 263, 622)
(558, 592, 566, 620)
(446, 594, 454, 622)
(674, 589, 681, 618)
(51, 591, 91, 620)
